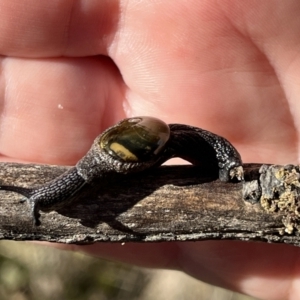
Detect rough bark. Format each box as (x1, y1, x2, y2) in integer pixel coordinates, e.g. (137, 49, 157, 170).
(0, 162, 299, 245)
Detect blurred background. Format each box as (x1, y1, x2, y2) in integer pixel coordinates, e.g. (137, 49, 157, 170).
(0, 241, 257, 300)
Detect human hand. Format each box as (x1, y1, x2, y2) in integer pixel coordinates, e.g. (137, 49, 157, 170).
(1, 1, 299, 299)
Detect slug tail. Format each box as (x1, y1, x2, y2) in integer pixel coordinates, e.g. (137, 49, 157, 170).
(0, 185, 32, 198)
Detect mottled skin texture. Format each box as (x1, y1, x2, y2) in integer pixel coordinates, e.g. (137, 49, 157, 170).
(166, 124, 243, 182)
(0, 168, 86, 225)
(0, 117, 243, 225)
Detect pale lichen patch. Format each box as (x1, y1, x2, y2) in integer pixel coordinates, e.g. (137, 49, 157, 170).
(259, 165, 300, 234)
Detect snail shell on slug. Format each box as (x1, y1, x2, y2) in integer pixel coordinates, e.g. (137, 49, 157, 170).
(99, 117, 170, 162)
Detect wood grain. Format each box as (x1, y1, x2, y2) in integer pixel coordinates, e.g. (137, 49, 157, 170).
(0, 162, 297, 245)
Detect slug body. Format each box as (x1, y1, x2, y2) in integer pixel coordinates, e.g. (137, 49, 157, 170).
(0, 116, 243, 225)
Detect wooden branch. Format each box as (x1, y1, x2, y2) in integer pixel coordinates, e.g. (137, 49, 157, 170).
(0, 162, 299, 246)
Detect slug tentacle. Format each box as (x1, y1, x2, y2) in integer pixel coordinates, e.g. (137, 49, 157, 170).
(0, 116, 243, 225)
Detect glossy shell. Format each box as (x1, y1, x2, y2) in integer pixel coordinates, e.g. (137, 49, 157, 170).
(99, 117, 170, 162)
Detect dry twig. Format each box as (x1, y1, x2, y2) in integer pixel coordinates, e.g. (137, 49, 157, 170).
(0, 162, 299, 245)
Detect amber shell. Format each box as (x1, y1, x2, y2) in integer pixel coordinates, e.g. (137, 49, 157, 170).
(99, 117, 170, 162)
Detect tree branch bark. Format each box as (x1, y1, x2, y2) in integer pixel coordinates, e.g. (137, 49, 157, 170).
(0, 162, 299, 245)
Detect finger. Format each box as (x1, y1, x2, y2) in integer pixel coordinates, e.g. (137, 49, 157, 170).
(0, 0, 118, 57)
(0, 56, 125, 164)
(178, 241, 299, 300)
(71, 241, 300, 300)
(0, 1, 298, 165)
